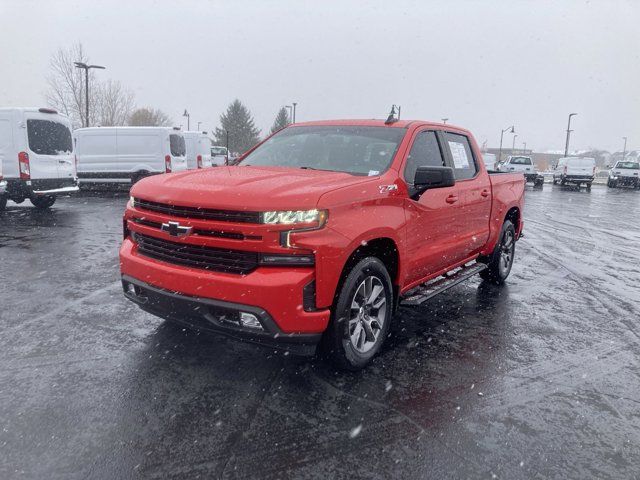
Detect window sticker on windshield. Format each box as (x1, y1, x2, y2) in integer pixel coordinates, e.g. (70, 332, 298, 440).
(368, 170, 380, 176)
(448, 141, 470, 168)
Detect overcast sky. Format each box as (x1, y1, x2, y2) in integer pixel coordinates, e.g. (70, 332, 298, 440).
(1, 0, 638, 152)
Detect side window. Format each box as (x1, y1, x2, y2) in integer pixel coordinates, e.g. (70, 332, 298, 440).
(403, 131, 445, 184)
(445, 132, 477, 180)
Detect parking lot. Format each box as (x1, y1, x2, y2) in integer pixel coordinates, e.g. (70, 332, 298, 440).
(1, 184, 639, 479)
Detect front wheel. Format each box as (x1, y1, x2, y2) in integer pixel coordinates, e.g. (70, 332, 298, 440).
(30, 195, 56, 209)
(479, 220, 516, 285)
(324, 257, 393, 371)
(0, 196, 7, 211)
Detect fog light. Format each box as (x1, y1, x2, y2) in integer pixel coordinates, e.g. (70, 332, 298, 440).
(239, 312, 263, 330)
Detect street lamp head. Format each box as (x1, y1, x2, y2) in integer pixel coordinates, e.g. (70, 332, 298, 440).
(88, 64, 105, 70)
(74, 62, 87, 69)
(183, 109, 189, 117)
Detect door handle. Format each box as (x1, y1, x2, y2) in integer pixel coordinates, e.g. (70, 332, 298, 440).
(445, 195, 458, 204)
(481, 189, 490, 197)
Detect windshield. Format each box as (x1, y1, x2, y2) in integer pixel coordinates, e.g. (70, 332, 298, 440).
(211, 146, 228, 156)
(169, 134, 186, 157)
(240, 125, 406, 175)
(616, 161, 639, 169)
(27, 119, 72, 155)
(510, 156, 532, 165)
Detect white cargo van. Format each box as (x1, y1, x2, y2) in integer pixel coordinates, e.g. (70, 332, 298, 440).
(552, 157, 595, 189)
(482, 152, 497, 171)
(183, 131, 213, 169)
(74, 127, 188, 188)
(211, 145, 229, 166)
(0, 107, 78, 209)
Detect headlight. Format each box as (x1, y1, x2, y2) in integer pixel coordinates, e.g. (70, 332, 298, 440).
(130, 196, 136, 207)
(262, 209, 327, 225)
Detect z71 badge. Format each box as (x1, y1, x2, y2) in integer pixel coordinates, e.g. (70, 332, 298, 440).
(378, 184, 398, 194)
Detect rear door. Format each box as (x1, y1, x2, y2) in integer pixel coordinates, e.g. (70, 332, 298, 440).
(568, 158, 594, 177)
(443, 131, 491, 258)
(169, 133, 187, 171)
(0, 117, 13, 178)
(25, 115, 74, 180)
(402, 129, 462, 284)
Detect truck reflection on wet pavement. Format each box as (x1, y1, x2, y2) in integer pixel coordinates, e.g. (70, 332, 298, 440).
(1, 186, 639, 479)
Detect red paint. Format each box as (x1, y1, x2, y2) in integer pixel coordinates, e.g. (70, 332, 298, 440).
(120, 120, 524, 335)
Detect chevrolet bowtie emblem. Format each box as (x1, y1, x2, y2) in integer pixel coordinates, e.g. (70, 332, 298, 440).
(161, 221, 193, 237)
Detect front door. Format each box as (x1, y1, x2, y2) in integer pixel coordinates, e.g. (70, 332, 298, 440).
(402, 129, 463, 286)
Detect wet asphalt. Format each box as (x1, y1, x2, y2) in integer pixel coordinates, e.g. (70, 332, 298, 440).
(1, 184, 640, 480)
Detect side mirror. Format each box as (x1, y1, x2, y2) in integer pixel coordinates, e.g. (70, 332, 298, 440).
(411, 166, 455, 199)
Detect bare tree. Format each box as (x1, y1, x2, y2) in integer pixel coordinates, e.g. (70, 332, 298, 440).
(45, 43, 96, 128)
(96, 80, 135, 126)
(45, 42, 137, 128)
(128, 107, 172, 127)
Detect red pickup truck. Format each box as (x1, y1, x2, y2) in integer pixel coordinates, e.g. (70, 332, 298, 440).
(120, 119, 524, 370)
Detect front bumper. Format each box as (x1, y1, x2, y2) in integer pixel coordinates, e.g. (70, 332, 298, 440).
(119, 238, 330, 354)
(6, 178, 79, 197)
(610, 175, 639, 186)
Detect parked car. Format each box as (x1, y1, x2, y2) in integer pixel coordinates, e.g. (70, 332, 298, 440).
(74, 127, 188, 188)
(607, 161, 640, 189)
(0, 151, 6, 211)
(552, 157, 595, 189)
(120, 119, 525, 370)
(482, 153, 497, 171)
(498, 155, 544, 188)
(0, 107, 78, 209)
(210, 145, 229, 166)
(183, 131, 213, 169)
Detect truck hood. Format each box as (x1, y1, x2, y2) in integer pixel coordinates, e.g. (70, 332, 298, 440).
(131, 166, 375, 211)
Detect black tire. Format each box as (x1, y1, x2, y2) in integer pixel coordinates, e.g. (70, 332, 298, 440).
(586, 182, 592, 191)
(323, 257, 393, 371)
(0, 196, 6, 211)
(553, 177, 558, 185)
(30, 195, 56, 209)
(560, 177, 566, 186)
(131, 172, 147, 186)
(479, 220, 516, 285)
(607, 180, 612, 188)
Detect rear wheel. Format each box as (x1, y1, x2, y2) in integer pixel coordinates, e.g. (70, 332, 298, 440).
(553, 177, 558, 185)
(479, 220, 516, 285)
(324, 257, 393, 371)
(586, 182, 592, 191)
(0, 196, 6, 211)
(30, 195, 56, 209)
(560, 177, 566, 186)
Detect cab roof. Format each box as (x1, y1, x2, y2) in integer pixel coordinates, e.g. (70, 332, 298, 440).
(291, 119, 471, 135)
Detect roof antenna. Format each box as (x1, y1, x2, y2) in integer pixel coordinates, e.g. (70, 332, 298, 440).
(385, 104, 401, 124)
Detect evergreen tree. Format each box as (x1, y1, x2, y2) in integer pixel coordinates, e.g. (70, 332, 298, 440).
(213, 99, 261, 154)
(270, 107, 290, 134)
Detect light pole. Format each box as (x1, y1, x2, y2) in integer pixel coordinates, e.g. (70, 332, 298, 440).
(498, 125, 515, 164)
(564, 113, 577, 157)
(292, 102, 297, 123)
(522, 142, 527, 154)
(197, 121, 202, 131)
(622, 136, 628, 162)
(285, 105, 293, 124)
(511, 134, 518, 154)
(441, 118, 449, 124)
(73, 62, 105, 128)
(183, 109, 190, 130)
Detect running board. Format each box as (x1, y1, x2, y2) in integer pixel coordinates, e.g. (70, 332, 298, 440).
(401, 262, 487, 306)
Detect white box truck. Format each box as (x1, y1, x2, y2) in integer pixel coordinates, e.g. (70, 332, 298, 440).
(183, 131, 213, 169)
(0, 107, 78, 209)
(74, 127, 188, 188)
